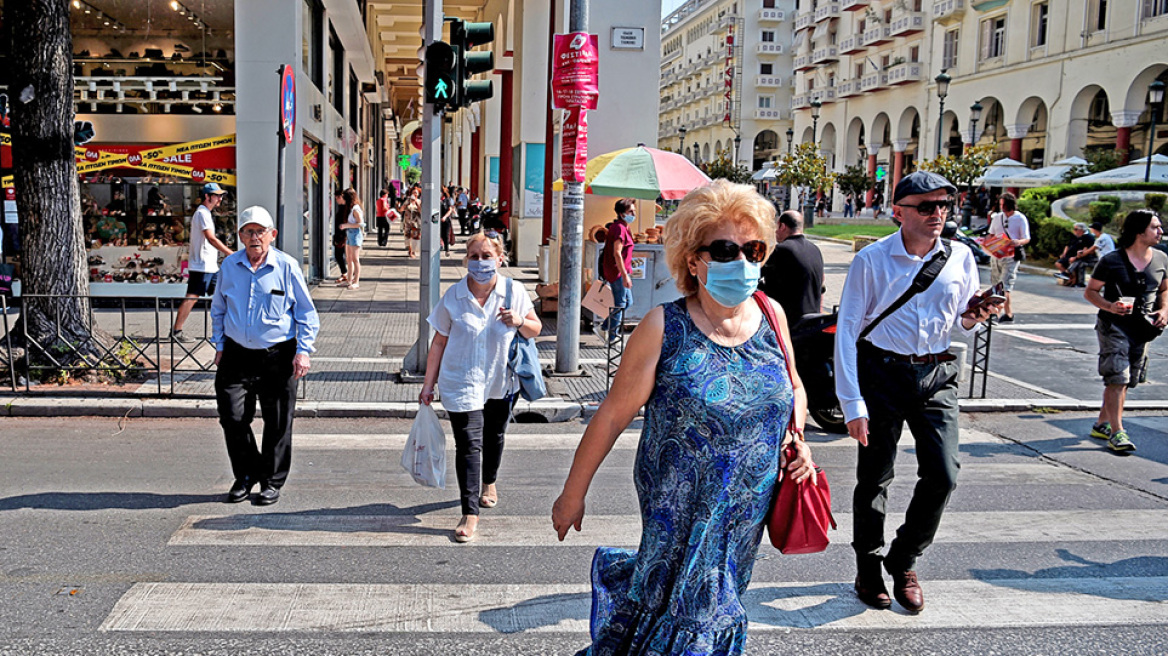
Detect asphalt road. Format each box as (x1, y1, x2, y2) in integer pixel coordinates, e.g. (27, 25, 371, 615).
(0, 414, 1166, 655)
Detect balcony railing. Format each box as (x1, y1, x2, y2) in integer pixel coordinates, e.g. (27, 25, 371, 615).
(812, 45, 839, 64)
(837, 79, 860, 97)
(663, 48, 681, 64)
(933, 0, 965, 22)
(755, 75, 782, 87)
(860, 71, 888, 92)
(887, 61, 924, 85)
(755, 107, 783, 121)
(714, 13, 738, 33)
(756, 42, 784, 55)
(842, 0, 871, 10)
(860, 24, 892, 46)
(819, 87, 837, 103)
(890, 10, 926, 36)
(793, 54, 815, 71)
(839, 35, 865, 54)
(791, 93, 810, 109)
(758, 8, 785, 22)
(814, 1, 841, 22)
(794, 11, 814, 31)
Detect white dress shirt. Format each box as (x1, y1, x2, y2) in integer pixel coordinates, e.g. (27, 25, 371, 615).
(427, 275, 535, 413)
(834, 231, 982, 423)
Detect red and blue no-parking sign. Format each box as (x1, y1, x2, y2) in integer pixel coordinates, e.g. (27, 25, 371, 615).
(280, 65, 295, 144)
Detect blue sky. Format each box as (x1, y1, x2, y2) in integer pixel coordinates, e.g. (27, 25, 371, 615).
(661, 0, 687, 18)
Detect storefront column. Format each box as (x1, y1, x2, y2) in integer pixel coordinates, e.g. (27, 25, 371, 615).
(891, 141, 908, 200)
(498, 68, 514, 223)
(866, 150, 877, 208)
(1112, 111, 1142, 164)
(470, 126, 481, 198)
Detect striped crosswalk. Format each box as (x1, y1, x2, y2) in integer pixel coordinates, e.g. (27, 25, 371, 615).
(100, 424, 1168, 637)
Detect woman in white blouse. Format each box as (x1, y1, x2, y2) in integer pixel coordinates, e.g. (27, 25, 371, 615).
(420, 233, 541, 542)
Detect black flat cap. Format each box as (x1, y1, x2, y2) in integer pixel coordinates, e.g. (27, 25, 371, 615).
(893, 171, 957, 204)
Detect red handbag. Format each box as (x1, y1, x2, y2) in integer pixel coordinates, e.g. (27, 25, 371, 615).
(752, 292, 837, 554)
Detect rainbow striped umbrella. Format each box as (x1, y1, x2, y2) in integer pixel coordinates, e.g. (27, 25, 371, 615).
(556, 145, 712, 200)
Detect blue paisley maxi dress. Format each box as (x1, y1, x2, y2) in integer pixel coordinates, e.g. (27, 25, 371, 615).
(582, 298, 794, 656)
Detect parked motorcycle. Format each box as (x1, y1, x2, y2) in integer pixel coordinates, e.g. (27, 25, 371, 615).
(789, 310, 847, 434)
(943, 221, 991, 264)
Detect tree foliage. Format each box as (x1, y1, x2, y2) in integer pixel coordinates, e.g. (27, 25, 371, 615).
(835, 163, 874, 199)
(774, 143, 838, 203)
(916, 143, 996, 188)
(404, 165, 422, 185)
(697, 154, 753, 185)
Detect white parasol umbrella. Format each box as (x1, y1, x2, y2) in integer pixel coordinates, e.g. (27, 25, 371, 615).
(973, 158, 1030, 187)
(1070, 154, 1168, 184)
(752, 162, 779, 181)
(1000, 157, 1088, 187)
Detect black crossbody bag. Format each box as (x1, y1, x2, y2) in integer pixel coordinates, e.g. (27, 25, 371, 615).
(859, 240, 952, 342)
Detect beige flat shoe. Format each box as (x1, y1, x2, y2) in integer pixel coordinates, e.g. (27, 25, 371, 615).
(454, 515, 477, 543)
(479, 483, 498, 509)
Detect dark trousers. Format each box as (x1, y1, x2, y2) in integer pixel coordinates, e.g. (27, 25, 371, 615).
(448, 395, 516, 515)
(441, 218, 453, 253)
(215, 338, 298, 488)
(853, 342, 961, 574)
(334, 242, 347, 276)
(457, 208, 469, 234)
(376, 216, 390, 247)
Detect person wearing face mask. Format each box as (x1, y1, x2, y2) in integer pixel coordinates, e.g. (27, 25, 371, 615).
(552, 180, 814, 656)
(420, 233, 542, 543)
(599, 198, 638, 343)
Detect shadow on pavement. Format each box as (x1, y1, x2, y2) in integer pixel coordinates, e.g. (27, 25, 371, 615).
(478, 591, 591, 634)
(0, 491, 221, 511)
(189, 500, 462, 540)
(970, 548, 1168, 602)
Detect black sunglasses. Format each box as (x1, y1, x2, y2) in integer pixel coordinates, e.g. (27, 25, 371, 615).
(697, 239, 767, 263)
(898, 199, 951, 216)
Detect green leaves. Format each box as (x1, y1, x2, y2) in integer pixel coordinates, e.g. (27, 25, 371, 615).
(774, 143, 837, 195)
(916, 143, 996, 187)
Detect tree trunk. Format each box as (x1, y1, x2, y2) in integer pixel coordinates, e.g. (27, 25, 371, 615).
(8, 0, 102, 363)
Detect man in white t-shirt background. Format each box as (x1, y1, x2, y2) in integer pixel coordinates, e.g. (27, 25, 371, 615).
(171, 183, 235, 342)
(987, 192, 1031, 323)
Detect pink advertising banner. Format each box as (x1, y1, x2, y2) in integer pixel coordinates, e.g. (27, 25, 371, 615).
(561, 107, 589, 183)
(551, 33, 600, 110)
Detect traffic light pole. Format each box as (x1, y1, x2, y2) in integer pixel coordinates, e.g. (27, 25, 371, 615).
(554, 0, 589, 375)
(406, 0, 444, 376)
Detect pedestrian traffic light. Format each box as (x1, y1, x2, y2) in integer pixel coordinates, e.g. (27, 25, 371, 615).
(424, 40, 457, 109)
(875, 166, 887, 182)
(450, 19, 494, 107)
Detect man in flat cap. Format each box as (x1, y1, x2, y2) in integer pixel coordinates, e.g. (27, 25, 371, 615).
(835, 171, 999, 614)
(210, 206, 319, 506)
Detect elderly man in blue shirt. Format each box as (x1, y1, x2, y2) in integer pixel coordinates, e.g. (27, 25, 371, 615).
(211, 206, 320, 506)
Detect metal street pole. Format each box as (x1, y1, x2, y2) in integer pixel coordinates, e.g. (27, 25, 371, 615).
(554, 0, 589, 375)
(1146, 80, 1164, 183)
(405, 0, 443, 375)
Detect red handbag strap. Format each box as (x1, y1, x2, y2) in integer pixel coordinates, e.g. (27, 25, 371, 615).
(753, 291, 797, 435)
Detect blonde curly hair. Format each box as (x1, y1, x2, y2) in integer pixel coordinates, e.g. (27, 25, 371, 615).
(463, 232, 505, 263)
(662, 180, 776, 296)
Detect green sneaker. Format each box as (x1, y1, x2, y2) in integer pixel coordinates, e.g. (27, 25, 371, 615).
(1090, 422, 1112, 440)
(1107, 431, 1136, 453)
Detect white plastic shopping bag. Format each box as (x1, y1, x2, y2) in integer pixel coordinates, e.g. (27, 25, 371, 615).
(400, 404, 447, 489)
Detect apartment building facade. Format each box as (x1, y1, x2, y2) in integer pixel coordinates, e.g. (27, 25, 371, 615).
(790, 0, 1168, 203)
(657, 0, 797, 170)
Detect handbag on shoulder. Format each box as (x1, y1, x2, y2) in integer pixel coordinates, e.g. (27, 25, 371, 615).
(752, 292, 836, 554)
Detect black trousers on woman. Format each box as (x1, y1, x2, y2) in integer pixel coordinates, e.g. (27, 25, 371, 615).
(448, 395, 516, 515)
(333, 242, 347, 276)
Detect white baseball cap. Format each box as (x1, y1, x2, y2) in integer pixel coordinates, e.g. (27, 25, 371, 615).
(238, 206, 275, 231)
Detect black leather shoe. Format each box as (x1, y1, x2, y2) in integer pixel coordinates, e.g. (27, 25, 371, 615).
(255, 484, 280, 506)
(226, 479, 253, 503)
(890, 569, 925, 613)
(855, 574, 892, 609)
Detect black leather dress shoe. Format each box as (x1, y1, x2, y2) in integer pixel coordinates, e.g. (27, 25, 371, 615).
(226, 479, 253, 503)
(256, 484, 280, 506)
(855, 574, 892, 609)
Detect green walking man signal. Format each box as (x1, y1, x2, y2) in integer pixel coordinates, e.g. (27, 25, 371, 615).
(423, 18, 495, 110)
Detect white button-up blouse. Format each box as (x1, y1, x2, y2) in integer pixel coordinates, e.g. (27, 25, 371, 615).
(427, 275, 535, 413)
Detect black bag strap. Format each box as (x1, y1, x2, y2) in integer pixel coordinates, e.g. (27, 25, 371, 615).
(859, 239, 952, 341)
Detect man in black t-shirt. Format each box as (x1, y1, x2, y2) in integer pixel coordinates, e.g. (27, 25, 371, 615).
(1055, 222, 1095, 286)
(1083, 210, 1167, 453)
(759, 209, 824, 323)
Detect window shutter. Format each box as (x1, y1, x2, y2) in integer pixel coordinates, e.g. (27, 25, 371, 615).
(979, 19, 991, 60)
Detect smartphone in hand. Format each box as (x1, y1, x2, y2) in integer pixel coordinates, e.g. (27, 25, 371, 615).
(964, 282, 1006, 316)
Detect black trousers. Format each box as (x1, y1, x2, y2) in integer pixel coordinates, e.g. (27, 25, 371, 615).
(214, 338, 298, 488)
(457, 208, 469, 234)
(333, 242, 347, 275)
(852, 342, 961, 574)
(448, 395, 516, 515)
(440, 218, 453, 253)
(376, 216, 390, 246)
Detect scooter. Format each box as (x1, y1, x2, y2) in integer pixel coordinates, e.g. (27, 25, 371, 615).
(789, 310, 848, 434)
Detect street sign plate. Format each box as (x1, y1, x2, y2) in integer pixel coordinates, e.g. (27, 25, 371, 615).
(280, 66, 296, 144)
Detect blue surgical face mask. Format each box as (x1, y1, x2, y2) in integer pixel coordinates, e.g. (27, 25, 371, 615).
(700, 258, 760, 308)
(623, 213, 636, 223)
(467, 258, 497, 284)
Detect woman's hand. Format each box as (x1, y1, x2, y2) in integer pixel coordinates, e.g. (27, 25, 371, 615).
(780, 438, 818, 485)
(418, 384, 434, 406)
(497, 307, 522, 328)
(551, 492, 585, 541)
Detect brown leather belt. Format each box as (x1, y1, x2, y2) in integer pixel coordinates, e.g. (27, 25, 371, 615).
(861, 341, 956, 365)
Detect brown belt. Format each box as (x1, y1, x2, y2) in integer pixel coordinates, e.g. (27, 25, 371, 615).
(861, 341, 956, 365)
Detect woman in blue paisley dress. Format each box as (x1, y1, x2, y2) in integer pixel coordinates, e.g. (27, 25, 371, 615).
(552, 180, 814, 655)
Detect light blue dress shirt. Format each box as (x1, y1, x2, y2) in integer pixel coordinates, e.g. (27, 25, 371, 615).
(210, 247, 320, 354)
